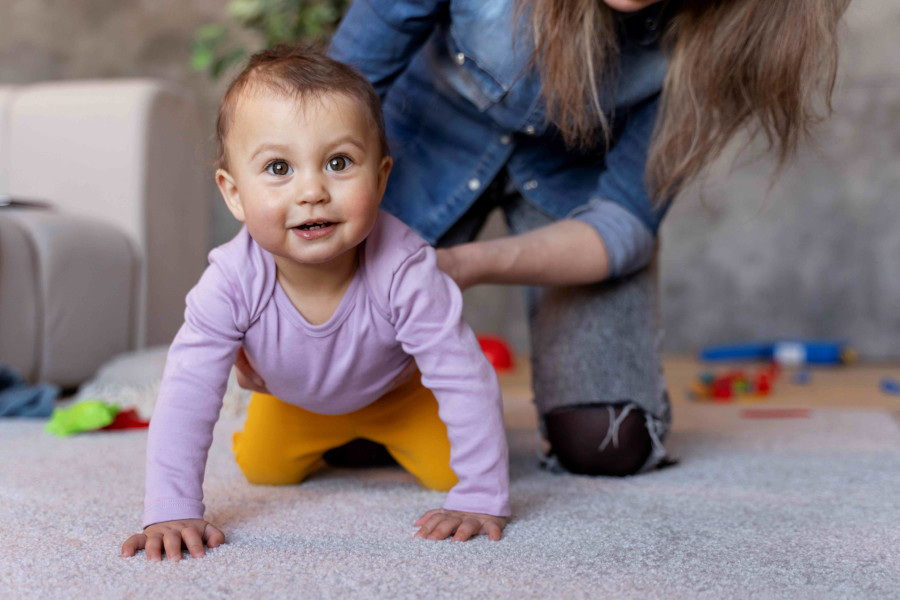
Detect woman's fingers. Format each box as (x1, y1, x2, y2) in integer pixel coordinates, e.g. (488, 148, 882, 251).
(234, 348, 268, 393)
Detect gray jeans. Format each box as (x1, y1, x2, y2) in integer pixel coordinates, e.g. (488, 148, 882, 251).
(436, 172, 670, 470)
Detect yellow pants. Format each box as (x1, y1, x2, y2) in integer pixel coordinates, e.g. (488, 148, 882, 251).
(233, 374, 458, 491)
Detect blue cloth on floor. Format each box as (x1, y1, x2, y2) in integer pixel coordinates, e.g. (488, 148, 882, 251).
(0, 363, 58, 417)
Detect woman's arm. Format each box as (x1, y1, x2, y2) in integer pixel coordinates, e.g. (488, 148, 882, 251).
(328, 0, 447, 97)
(439, 94, 669, 291)
(436, 219, 610, 291)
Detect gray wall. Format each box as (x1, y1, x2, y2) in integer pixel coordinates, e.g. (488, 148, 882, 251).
(1, 0, 897, 358)
(660, 1, 900, 359)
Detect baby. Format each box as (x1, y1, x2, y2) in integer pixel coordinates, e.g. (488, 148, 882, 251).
(121, 46, 509, 561)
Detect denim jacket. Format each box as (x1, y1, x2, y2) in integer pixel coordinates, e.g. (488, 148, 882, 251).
(330, 0, 673, 277)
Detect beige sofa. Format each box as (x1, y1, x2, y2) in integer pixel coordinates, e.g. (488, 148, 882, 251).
(0, 80, 209, 388)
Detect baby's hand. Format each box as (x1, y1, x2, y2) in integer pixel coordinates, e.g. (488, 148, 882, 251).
(121, 519, 225, 561)
(414, 509, 507, 542)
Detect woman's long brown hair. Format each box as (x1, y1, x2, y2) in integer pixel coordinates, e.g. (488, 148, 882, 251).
(520, 0, 851, 201)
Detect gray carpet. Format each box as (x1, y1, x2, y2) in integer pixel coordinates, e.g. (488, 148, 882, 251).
(2, 402, 899, 598)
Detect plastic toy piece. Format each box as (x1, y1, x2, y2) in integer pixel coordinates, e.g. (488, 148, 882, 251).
(880, 377, 900, 396)
(741, 408, 810, 419)
(688, 365, 780, 402)
(700, 340, 855, 366)
(102, 407, 150, 430)
(45, 400, 119, 437)
(688, 380, 711, 400)
(711, 379, 733, 401)
(754, 372, 772, 396)
(476, 334, 514, 371)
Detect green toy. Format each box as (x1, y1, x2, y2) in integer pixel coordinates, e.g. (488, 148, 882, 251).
(45, 400, 120, 437)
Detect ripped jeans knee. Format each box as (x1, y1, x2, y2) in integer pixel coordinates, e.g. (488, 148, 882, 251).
(541, 402, 668, 476)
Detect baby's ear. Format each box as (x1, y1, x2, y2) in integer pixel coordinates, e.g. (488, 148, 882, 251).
(216, 169, 246, 222)
(376, 156, 393, 203)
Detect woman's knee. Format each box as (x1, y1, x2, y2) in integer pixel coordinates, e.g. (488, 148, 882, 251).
(543, 404, 652, 477)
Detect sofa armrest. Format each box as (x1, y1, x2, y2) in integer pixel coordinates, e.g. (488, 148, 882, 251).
(4, 80, 209, 347)
(0, 208, 139, 388)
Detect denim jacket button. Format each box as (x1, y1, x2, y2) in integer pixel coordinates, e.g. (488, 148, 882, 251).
(455, 52, 466, 66)
(523, 180, 538, 191)
(499, 135, 511, 145)
(524, 125, 536, 135)
(468, 178, 481, 191)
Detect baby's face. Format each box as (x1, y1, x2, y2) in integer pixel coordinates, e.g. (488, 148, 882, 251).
(216, 89, 391, 269)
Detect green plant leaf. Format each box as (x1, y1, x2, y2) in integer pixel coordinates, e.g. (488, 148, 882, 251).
(192, 0, 351, 79)
(211, 47, 248, 79)
(195, 23, 227, 44)
(190, 45, 215, 72)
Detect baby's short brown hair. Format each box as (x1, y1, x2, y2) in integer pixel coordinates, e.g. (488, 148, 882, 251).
(216, 44, 388, 170)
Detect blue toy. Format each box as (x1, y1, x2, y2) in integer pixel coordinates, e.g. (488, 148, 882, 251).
(700, 340, 855, 366)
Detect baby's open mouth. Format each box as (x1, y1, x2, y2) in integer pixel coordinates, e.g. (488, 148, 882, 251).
(295, 221, 334, 231)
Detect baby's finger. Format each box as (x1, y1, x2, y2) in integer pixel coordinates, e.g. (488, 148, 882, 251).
(415, 512, 446, 538)
(203, 523, 226, 548)
(181, 527, 205, 559)
(483, 520, 503, 541)
(145, 535, 164, 562)
(414, 509, 441, 527)
(121, 533, 146, 557)
(427, 516, 462, 541)
(163, 530, 184, 562)
(451, 518, 481, 542)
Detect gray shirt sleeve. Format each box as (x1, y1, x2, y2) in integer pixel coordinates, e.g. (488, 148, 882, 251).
(567, 197, 656, 279)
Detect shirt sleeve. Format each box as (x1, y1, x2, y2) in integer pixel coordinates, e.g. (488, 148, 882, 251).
(568, 93, 672, 278)
(142, 264, 247, 528)
(389, 246, 511, 517)
(328, 0, 447, 97)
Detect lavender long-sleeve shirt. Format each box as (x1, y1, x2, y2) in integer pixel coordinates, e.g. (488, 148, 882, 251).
(143, 211, 510, 527)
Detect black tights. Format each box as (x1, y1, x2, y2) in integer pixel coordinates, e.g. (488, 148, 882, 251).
(543, 403, 653, 476)
(324, 404, 654, 477)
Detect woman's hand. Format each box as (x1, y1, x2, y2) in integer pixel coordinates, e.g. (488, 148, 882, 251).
(234, 347, 270, 394)
(436, 246, 478, 291)
(436, 220, 611, 291)
(121, 519, 225, 561)
(414, 508, 507, 541)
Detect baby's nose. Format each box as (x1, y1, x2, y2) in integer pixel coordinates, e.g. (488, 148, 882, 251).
(296, 175, 329, 204)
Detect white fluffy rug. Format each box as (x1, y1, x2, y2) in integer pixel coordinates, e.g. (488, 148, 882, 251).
(73, 345, 251, 419)
(2, 353, 900, 598)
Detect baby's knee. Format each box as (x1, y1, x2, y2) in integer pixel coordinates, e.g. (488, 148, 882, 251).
(416, 466, 458, 492)
(396, 447, 457, 491)
(543, 404, 652, 477)
(233, 432, 313, 486)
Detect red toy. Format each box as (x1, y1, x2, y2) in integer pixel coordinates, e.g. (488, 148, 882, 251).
(689, 364, 779, 402)
(476, 334, 514, 371)
(101, 407, 150, 430)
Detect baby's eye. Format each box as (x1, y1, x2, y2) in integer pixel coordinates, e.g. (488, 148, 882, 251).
(266, 160, 292, 176)
(326, 156, 351, 172)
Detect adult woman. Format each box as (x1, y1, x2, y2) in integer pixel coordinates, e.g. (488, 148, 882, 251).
(238, 0, 849, 476)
